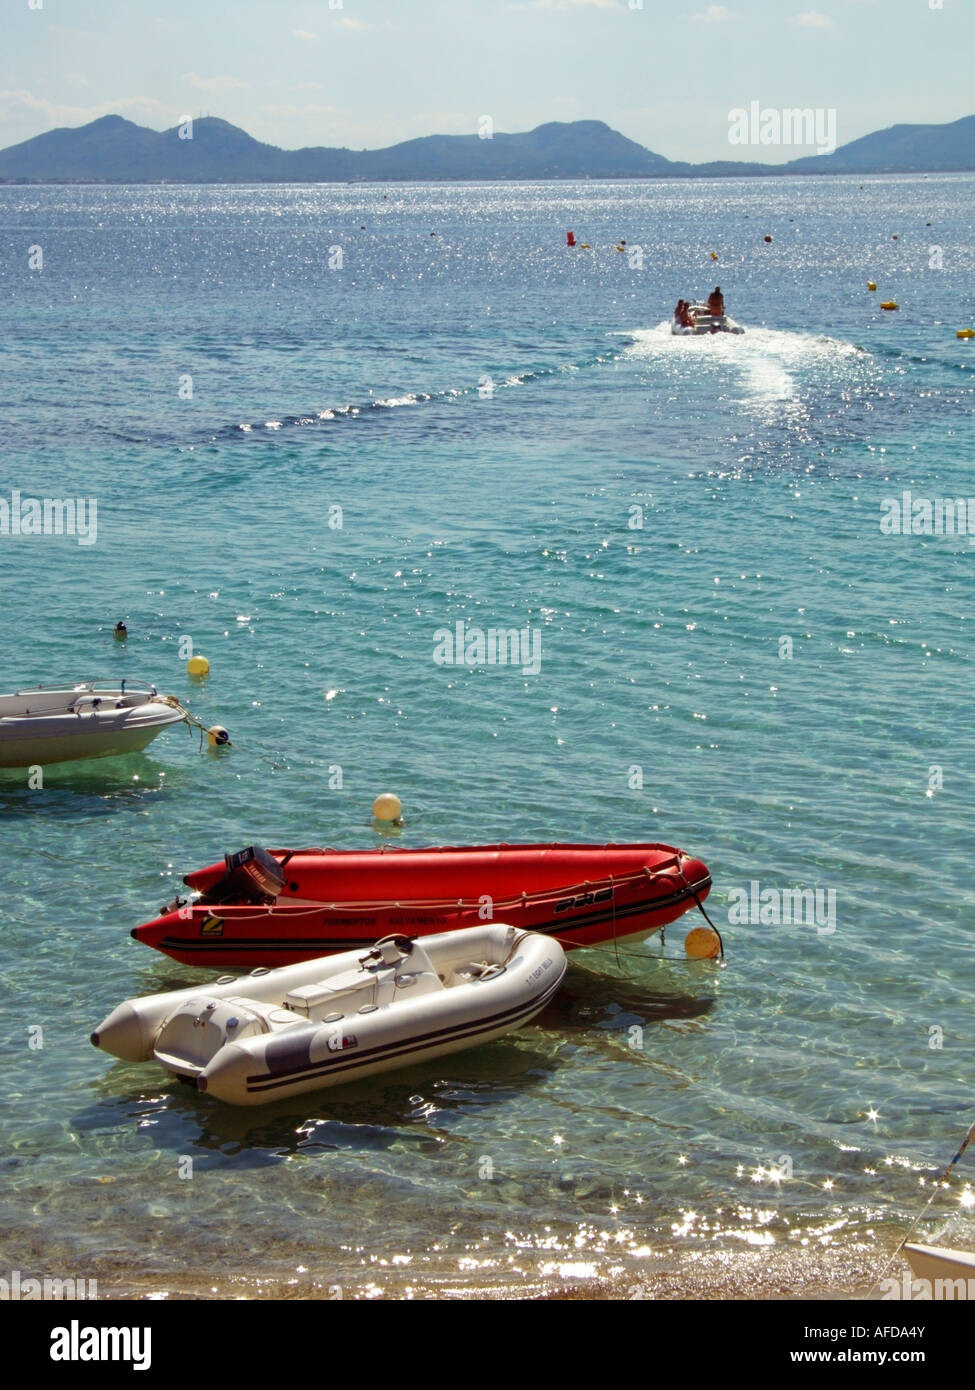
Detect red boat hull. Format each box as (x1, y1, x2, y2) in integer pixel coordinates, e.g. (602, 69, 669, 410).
(132, 842, 712, 968)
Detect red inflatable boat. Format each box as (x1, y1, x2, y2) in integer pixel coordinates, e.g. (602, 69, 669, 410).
(132, 841, 712, 968)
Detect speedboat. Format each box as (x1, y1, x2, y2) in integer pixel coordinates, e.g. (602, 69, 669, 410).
(92, 925, 566, 1105)
(0, 682, 189, 768)
(131, 840, 713, 967)
(672, 305, 744, 335)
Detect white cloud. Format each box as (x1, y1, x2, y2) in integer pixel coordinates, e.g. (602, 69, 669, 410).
(65, 73, 89, 87)
(181, 73, 248, 94)
(692, 5, 737, 20)
(292, 29, 319, 41)
(0, 89, 180, 135)
(792, 10, 833, 26)
(334, 16, 371, 29)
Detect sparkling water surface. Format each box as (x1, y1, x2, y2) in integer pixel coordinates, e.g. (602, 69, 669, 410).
(1, 177, 973, 1298)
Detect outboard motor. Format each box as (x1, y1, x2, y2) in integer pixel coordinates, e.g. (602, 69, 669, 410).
(201, 846, 285, 906)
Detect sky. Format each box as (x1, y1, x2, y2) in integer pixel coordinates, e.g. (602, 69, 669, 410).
(0, 0, 972, 164)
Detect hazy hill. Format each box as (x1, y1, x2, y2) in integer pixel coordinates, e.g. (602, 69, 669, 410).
(0, 113, 970, 182)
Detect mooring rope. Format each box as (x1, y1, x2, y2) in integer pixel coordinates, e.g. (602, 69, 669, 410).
(868, 1114, 975, 1297)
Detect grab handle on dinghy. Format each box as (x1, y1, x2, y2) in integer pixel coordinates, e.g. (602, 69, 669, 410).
(361, 934, 415, 968)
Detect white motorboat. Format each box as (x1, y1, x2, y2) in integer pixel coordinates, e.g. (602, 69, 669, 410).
(672, 305, 745, 335)
(0, 682, 189, 767)
(904, 1242, 975, 1288)
(92, 924, 567, 1105)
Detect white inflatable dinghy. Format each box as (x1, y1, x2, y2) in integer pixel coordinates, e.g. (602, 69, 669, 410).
(92, 925, 566, 1105)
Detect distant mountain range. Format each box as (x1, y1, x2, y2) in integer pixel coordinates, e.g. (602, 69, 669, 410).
(0, 113, 972, 183)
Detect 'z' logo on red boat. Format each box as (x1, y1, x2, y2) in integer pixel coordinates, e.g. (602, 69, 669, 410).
(200, 913, 225, 936)
(554, 887, 613, 914)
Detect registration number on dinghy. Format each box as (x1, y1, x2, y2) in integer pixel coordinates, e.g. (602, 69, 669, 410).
(526, 958, 555, 985)
(554, 887, 613, 914)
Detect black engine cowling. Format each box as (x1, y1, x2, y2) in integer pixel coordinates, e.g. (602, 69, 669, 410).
(200, 845, 285, 906)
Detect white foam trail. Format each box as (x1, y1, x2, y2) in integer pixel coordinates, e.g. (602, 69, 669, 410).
(621, 323, 862, 424)
(622, 323, 860, 362)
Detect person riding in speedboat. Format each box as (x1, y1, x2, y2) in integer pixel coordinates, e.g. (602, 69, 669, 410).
(707, 287, 725, 318)
(674, 300, 695, 329)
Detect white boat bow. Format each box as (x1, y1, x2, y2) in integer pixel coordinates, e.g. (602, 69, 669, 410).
(0, 681, 188, 767)
(904, 1242, 975, 1287)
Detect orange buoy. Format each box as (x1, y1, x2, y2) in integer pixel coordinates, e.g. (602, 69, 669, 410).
(372, 792, 403, 823)
(867, 281, 877, 291)
(881, 301, 899, 311)
(685, 926, 722, 959)
(957, 328, 974, 340)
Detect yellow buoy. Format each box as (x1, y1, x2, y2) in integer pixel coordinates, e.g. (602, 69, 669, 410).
(206, 725, 230, 747)
(881, 301, 899, 311)
(186, 655, 210, 677)
(372, 792, 403, 823)
(710, 251, 718, 261)
(685, 925, 721, 960)
(867, 281, 877, 291)
(957, 328, 975, 340)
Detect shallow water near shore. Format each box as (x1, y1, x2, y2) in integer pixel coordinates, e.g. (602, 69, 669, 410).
(1, 175, 974, 1298)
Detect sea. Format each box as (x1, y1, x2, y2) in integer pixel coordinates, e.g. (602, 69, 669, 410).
(0, 174, 973, 1300)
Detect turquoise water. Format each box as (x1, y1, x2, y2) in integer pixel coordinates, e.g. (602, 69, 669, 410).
(1, 176, 974, 1297)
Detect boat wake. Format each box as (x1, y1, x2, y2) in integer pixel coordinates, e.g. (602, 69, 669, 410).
(621, 323, 866, 425)
(191, 324, 868, 449)
(622, 321, 863, 366)
(217, 349, 625, 443)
